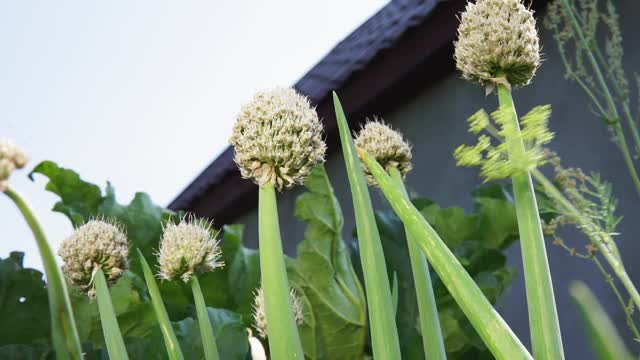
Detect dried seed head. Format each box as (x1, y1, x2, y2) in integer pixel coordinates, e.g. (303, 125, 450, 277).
(157, 217, 223, 283)
(230, 87, 326, 191)
(253, 286, 304, 339)
(355, 119, 412, 185)
(58, 220, 129, 298)
(454, 0, 541, 88)
(0, 139, 28, 191)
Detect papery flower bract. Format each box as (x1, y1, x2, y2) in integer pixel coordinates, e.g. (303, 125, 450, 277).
(157, 217, 223, 283)
(0, 139, 28, 191)
(253, 286, 304, 339)
(58, 219, 129, 298)
(230, 87, 326, 191)
(454, 0, 541, 87)
(354, 119, 412, 185)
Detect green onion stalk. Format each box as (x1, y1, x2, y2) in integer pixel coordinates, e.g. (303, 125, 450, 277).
(353, 120, 446, 359)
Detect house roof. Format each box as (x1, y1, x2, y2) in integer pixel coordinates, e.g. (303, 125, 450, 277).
(170, 0, 549, 223)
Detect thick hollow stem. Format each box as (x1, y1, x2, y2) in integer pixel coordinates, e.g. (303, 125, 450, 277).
(3, 186, 84, 360)
(496, 83, 565, 360)
(258, 184, 304, 359)
(95, 269, 129, 360)
(531, 169, 640, 314)
(388, 167, 446, 360)
(359, 149, 531, 360)
(138, 249, 184, 360)
(333, 92, 402, 359)
(191, 275, 220, 360)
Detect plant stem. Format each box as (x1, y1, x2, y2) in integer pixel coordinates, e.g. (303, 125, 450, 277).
(496, 83, 564, 360)
(95, 269, 129, 360)
(191, 275, 220, 360)
(137, 249, 184, 360)
(258, 184, 304, 359)
(388, 167, 446, 360)
(3, 186, 84, 360)
(570, 281, 634, 360)
(358, 148, 531, 360)
(531, 169, 640, 317)
(333, 92, 402, 360)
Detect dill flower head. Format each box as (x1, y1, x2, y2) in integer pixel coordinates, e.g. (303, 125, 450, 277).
(0, 139, 28, 191)
(454, 0, 541, 88)
(253, 286, 304, 339)
(230, 87, 327, 191)
(354, 119, 412, 185)
(157, 217, 224, 283)
(58, 219, 129, 298)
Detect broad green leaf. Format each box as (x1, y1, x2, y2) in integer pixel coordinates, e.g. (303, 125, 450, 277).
(290, 165, 367, 360)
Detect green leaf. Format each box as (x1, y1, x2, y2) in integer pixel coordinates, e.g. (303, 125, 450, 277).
(290, 165, 367, 360)
(94, 269, 129, 359)
(0, 252, 50, 345)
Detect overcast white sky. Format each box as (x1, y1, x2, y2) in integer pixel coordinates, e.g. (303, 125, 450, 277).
(0, 1, 387, 270)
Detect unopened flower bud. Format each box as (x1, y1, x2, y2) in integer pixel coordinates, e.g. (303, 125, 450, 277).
(230, 88, 326, 191)
(253, 286, 304, 339)
(58, 220, 129, 298)
(355, 119, 412, 185)
(157, 217, 223, 283)
(454, 0, 541, 87)
(0, 139, 28, 190)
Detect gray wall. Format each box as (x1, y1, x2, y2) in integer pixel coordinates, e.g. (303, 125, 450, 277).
(235, 2, 640, 358)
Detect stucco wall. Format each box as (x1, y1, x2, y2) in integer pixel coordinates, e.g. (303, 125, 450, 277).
(234, 2, 640, 358)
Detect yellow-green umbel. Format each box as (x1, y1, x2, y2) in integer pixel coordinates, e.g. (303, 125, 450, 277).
(59, 219, 128, 298)
(354, 120, 412, 185)
(454, 0, 540, 88)
(355, 120, 446, 359)
(231, 87, 325, 359)
(158, 217, 224, 360)
(0, 139, 28, 191)
(59, 219, 130, 359)
(252, 286, 304, 339)
(454, 1, 563, 358)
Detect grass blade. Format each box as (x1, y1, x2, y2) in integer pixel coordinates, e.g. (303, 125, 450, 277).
(333, 92, 402, 359)
(570, 281, 633, 360)
(191, 275, 220, 360)
(94, 268, 129, 359)
(496, 83, 564, 359)
(259, 184, 304, 359)
(3, 186, 83, 360)
(358, 148, 532, 360)
(389, 167, 447, 360)
(137, 249, 184, 360)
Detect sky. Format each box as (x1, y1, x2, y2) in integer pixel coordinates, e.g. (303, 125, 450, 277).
(0, 1, 387, 270)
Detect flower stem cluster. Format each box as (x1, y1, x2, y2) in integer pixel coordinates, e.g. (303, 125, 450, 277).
(252, 286, 303, 339)
(454, 105, 554, 181)
(230, 88, 326, 190)
(58, 219, 129, 298)
(354, 119, 412, 186)
(157, 217, 224, 283)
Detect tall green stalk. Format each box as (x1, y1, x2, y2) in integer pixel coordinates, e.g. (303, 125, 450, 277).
(3, 186, 83, 360)
(358, 148, 531, 360)
(94, 268, 129, 360)
(258, 184, 304, 359)
(137, 249, 183, 360)
(570, 281, 634, 360)
(333, 93, 401, 359)
(496, 83, 564, 359)
(388, 167, 446, 360)
(191, 275, 220, 360)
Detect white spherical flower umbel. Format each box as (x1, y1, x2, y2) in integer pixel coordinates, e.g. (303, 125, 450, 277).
(0, 139, 28, 191)
(58, 220, 129, 298)
(454, 0, 541, 88)
(230, 87, 326, 191)
(253, 286, 304, 339)
(355, 120, 413, 185)
(157, 217, 223, 283)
